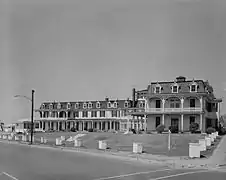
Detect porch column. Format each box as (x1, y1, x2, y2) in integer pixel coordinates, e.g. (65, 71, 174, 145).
(200, 114, 203, 132)
(57, 112, 59, 118)
(181, 114, 184, 132)
(162, 114, 165, 125)
(200, 97, 203, 110)
(181, 98, 184, 110)
(109, 120, 112, 130)
(82, 121, 84, 131)
(49, 111, 52, 118)
(162, 99, 165, 112)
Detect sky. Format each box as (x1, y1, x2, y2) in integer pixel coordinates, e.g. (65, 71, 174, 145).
(0, 0, 226, 124)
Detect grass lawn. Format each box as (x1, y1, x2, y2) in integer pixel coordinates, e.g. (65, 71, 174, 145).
(32, 131, 205, 157)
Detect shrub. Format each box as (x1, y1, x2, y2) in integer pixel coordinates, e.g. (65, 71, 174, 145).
(206, 127, 216, 134)
(156, 124, 165, 134)
(169, 125, 179, 133)
(189, 122, 199, 133)
(219, 127, 226, 135)
(70, 127, 76, 132)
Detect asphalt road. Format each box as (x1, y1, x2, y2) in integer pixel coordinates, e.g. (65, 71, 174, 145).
(0, 141, 226, 180)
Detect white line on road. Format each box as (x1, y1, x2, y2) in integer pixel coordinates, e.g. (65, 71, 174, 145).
(149, 170, 210, 180)
(2, 172, 19, 180)
(92, 168, 173, 180)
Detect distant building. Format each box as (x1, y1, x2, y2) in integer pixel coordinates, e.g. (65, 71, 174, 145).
(139, 76, 222, 133)
(33, 95, 145, 132)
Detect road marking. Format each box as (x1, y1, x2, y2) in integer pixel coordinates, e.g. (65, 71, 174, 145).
(149, 169, 210, 180)
(2, 172, 19, 180)
(92, 168, 173, 180)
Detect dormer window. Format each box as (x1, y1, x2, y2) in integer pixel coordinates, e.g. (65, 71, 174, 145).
(57, 103, 61, 109)
(41, 104, 45, 109)
(67, 103, 71, 109)
(139, 101, 145, 108)
(88, 102, 92, 109)
(154, 82, 162, 94)
(124, 101, 129, 108)
(96, 102, 100, 108)
(172, 82, 179, 93)
(83, 103, 87, 109)
(49, 103, 53, 109)
(107, 102, 112, 108)
(113, 102, 118, 108)
(75, 103, 79, 109)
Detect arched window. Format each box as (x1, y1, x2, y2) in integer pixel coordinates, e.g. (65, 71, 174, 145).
(83, 102, 87, 109)
(96, 102, 100, 108)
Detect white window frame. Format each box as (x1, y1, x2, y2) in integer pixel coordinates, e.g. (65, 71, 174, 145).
(96, 102, 100, 108)
(190, 84, 198, 92)
(49, 103, 53, 109)
(113, 102, 118, 108)
(75, 103, 79, 109)
(57, 103, 61, 109)
(88, 102, 93, 109)
(124, 101, 129, 108)
(67, 103, 71, 109)
(107, 102, 112, 108)
(139, 102, 145, 108)
(83, 103, 87, 109)
(154, 83, 162, 94)
(171, 83, 179, 93)
(42, 104, 45, 109)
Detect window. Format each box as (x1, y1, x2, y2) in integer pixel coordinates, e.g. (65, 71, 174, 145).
(124, 101, 129, 108)
(191, 85, 196, 92)
(156, 100, 161, 108)
(96, 102, 100, 108)
(57, 103, 61, 109)
(156, 117, 161, 128)
(113, 102, 118, 108)
(49, 104, 53, 109)
(100, 111, 105, 117)
(41, 104, 45, 109)
(83, 103, 87, 109)
(91, 111, 97, 117)
(67, 103, 71, 109)
(172, 86, 178, 93)
(107, 102, 112, 108)
(88, 102, 92, 109)
(111, 110, 117, 117)
(139, 102, 145, 108)
(74, 111, 79, 118)
(190, 116, 195, 124)
(155, 87, 160, 94)
(170, 99, 180, 108)
(190, 99, 196, 108)
(82, 111, 88, 117)
(75, 103, 79, 109)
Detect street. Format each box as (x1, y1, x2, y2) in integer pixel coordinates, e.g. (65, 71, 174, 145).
(0, 141, 226, 180)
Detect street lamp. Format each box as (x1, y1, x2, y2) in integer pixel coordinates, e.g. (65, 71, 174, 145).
(14, 90, 35, 145)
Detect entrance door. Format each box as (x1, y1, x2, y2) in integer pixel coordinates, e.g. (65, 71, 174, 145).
(171, 118, 179, 128)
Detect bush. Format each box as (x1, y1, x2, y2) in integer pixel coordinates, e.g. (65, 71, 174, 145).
(206, 127, 216, 134)
(156, 124, 165, 134)
(169, 125, 179, 133)
(131, 129, 136, 134)
(88, 128, 93, 132)
(70, 127, 76, 132)
(189, 122, 199, 133)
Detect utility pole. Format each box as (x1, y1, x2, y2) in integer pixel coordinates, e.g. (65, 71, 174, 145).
(31, 90, 35, 144)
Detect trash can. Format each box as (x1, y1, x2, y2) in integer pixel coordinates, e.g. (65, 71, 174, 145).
(8, 135, 13, 141)
(189, 143, 201, 158)
(98, 140, 107, 150)
(3, 134, 7, 140)
(56, 138, 62, 145)
(22, 135, 29, 142)
(198, 139, 206, 151)
(133, 142, 143, 154)
(61, 136, 65, 141)
(15, 135, 20, 141)
(209, 134, 214, 143)
(205, 137, 211, 146)
(74, 139, 83, 147)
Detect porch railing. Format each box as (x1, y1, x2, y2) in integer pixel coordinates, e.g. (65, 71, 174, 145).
(146, 107, 202, 113)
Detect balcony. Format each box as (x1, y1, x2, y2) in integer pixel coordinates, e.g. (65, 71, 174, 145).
(127, 108, 145, 115)
(146, 107, 203, 114)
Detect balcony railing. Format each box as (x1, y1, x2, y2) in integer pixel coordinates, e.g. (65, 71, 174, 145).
(146, 107, 203, 113)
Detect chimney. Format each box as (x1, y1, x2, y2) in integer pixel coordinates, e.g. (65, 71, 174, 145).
(105, 97, 109, 101)
(132, 88, 136, 107)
